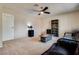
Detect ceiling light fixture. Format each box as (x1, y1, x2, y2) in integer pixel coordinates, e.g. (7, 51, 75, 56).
(40, 12, 44, 14)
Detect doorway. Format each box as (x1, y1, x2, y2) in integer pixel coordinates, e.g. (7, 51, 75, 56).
(2, 13, 14, 41)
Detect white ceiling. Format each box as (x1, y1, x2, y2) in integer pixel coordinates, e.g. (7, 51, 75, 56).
(1, 3, 79, 15)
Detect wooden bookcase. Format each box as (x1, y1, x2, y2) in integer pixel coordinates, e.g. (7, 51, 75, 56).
(51, 19, 59, 37)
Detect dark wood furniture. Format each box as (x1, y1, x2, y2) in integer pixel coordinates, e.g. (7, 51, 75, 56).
(46, 29, 51, 34)
(28, 30, 34, 37)
(51, 19, 59, 37)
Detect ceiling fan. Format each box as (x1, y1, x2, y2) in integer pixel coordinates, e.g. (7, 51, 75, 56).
(33, 6, 50, 15)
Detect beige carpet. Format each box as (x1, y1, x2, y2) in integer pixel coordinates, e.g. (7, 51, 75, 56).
(0, 36, 59, 55)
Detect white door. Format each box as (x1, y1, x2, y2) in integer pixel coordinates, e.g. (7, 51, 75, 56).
(2, 13, 14, 41)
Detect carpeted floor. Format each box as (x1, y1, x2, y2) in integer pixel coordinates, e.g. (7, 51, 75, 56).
(0, 36, 58, 55)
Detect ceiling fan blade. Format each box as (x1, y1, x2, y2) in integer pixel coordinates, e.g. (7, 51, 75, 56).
(44, 12, 50, 14)
(42, 7, 48, 11)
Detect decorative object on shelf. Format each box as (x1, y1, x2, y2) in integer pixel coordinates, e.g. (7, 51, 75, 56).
(28, 26, 33, 30)
(27, 22, 32, 30)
